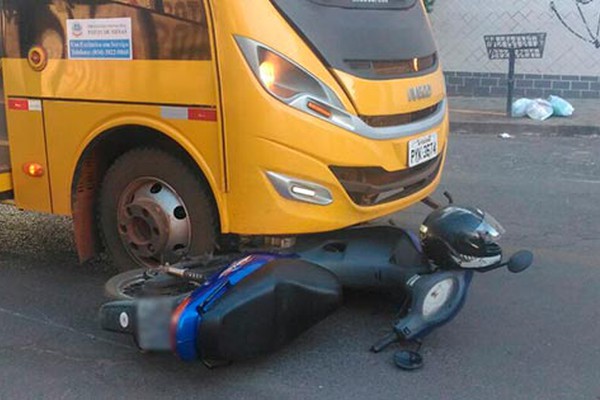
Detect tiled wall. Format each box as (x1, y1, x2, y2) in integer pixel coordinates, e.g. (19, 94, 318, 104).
(430, 0, 600, 98)
(445, 71, 600, 99)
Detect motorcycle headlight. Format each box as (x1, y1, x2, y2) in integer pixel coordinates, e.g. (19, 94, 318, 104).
(422, 278, 456, 318)
(236, 36, 355, 130)
(395, 272, 469, 341)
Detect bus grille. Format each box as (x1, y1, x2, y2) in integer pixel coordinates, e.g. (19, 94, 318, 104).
(360, 103, 441, 128)
(330, 154, 443, 207)
(345, 53, 437, 78)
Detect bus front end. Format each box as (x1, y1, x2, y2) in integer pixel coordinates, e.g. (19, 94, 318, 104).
(215, 0, 448, 235)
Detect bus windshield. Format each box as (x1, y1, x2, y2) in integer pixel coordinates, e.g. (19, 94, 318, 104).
(270, 0, 437, 79)
(308, 0, 418, 10)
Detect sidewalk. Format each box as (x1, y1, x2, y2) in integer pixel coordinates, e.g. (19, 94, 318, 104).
(449, 97, 600, 136)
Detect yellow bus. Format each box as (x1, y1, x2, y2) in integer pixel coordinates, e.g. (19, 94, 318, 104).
(0, 0, 448, 271)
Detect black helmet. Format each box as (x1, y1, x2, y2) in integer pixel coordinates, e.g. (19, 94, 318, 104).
(420, 206, 505, 270)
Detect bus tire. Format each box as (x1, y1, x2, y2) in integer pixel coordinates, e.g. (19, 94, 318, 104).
(98, 148, 217, 272)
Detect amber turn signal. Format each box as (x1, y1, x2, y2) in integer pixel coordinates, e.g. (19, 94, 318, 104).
(28, 46, 48, 72)
(307, 101, 333, 118)
(23, 163, 45, 178)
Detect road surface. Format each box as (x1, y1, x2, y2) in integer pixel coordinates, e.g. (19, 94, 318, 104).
(0, 133, 598, 399)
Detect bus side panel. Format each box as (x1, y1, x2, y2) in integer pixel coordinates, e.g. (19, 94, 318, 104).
(0, 85, 12, 195)
(43, 101, 224, 218)
(3, 59, 218, 107)
(2, 0, 225, 218)
(1, 9, 13, 196)
(2, 0, 213, 105)
(5, 99, 52, 212)
(0, 172, 12, 196)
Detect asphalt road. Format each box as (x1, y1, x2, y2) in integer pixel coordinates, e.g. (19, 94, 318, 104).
(1, 133, 599, 400)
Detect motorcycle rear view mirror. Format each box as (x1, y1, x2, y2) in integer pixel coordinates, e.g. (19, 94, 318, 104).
(507, 250, 534, 274)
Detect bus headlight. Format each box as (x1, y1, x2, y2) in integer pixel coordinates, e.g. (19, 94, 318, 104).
(236, 36, 354, 129)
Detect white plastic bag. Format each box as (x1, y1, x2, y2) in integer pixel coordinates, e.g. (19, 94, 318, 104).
(547, 95, 574, 117)
(526, 99, 554, 121)
(512, 98, 533, 118)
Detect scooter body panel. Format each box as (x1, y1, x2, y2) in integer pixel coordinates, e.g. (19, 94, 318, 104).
(295, 226, 431, 289)
(174, 254, 282, 361)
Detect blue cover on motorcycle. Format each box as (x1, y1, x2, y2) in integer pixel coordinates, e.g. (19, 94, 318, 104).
(197, 259, 342, 363)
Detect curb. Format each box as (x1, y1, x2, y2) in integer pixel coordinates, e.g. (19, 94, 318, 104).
(450, 121, 600, 137)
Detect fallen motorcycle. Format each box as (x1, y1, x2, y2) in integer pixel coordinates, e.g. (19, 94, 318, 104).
(100, 201, 533, 370)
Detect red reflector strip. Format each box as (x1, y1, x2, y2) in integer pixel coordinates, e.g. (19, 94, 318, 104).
(161, 106, 217, 122)
(8, 99, 29, 111)
(8, 99, 42, 112)
(188, 108, 217, 121)
(170, 296, 192, 353)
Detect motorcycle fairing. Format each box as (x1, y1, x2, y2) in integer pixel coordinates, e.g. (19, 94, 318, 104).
(198, 259, 342, 364)
(174, 255, 342, 362)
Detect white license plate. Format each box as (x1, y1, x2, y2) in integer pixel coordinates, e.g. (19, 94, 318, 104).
(408, 133, 439, 168)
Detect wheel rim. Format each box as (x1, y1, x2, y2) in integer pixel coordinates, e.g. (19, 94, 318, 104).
(118, 271, 200, 299)
(117, 178, 192, 267)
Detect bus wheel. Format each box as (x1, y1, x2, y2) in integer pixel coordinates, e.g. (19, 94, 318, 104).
(99, 148, 217, 272)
